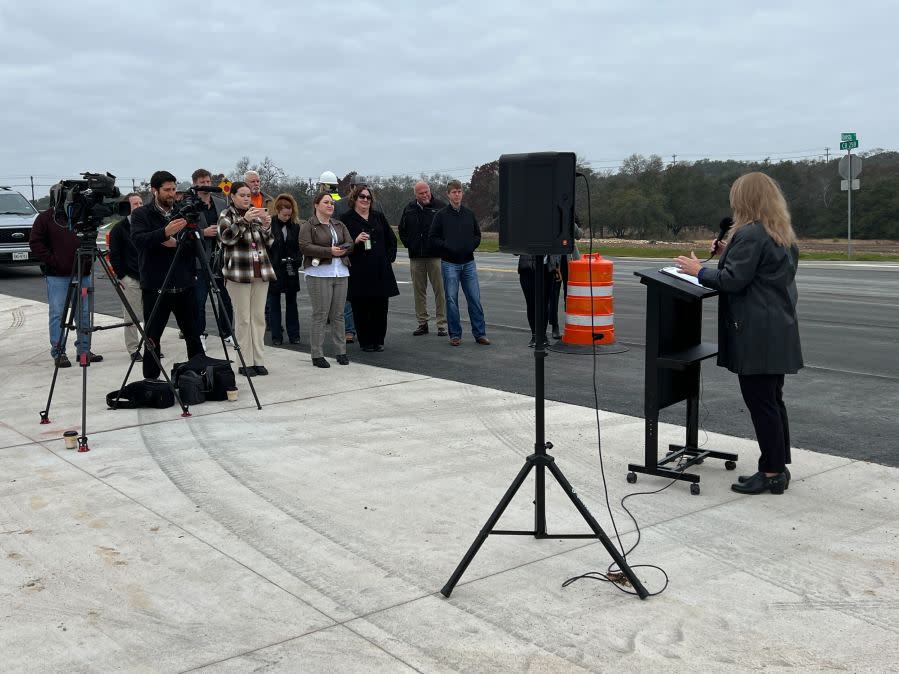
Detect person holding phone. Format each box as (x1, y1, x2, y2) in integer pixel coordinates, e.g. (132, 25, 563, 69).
(340, 185, 399, 352)
(218, 181, 275, 376)
(299, 193, 354, 368)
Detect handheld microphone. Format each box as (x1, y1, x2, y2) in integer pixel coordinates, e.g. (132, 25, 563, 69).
(712, 217, 733, 255)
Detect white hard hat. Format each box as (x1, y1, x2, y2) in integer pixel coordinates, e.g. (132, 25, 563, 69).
(318, 170, 338, 185)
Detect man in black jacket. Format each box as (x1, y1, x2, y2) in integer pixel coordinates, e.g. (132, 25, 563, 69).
(131, 170, 203, 381)
(428, 180, 489, 346)
(399, 181, 447, 336)
(108, 193, 145, 360)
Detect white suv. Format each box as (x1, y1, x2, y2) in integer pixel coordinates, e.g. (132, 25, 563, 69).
(0, 186, 39, 265)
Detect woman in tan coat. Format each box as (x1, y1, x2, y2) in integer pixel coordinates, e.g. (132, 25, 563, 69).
(298, 192, 353, 368)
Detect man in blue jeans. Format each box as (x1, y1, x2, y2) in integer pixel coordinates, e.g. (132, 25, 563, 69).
(28, 206, 103, 367)
(429, 180, 489, 346)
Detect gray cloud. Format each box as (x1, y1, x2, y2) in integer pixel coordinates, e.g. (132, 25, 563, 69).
(1, 0, 895, 195)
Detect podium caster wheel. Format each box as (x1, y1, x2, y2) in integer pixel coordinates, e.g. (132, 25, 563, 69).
(690, 483, 700, 496)
(725, 460, 737, 470)
(626, 472, 637, 484)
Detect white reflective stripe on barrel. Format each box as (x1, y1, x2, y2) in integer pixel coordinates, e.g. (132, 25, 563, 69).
(565, 313, 614, 327)
(567, 285, 613, 297)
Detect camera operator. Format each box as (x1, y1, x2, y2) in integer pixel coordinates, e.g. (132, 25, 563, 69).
(108, 193, 145, 361)
(190, 168, 232, 350)
(130, 171, 203, 381)
(28, 201, 103, 368)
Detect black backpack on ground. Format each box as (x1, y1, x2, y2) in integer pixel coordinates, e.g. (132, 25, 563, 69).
(171, 354, 235, 402)
(106, 380, 175, 409)
(177, 369, 206, 405)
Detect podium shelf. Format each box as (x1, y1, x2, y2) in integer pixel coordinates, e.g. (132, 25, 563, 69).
(657, 343, 718, 370)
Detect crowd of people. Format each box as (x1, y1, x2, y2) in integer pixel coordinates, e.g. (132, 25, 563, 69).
(28, 169, 802, 496)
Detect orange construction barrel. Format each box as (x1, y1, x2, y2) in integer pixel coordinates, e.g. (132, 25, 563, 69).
(551, 253, 626, 355)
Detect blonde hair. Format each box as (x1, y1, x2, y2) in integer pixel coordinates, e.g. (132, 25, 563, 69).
(269, 193, 300, 223)
(729, 172, 797, 247)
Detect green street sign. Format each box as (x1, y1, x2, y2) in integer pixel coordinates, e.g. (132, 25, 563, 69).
(841, 132, 857, 142)
(840, 140, 859, 150)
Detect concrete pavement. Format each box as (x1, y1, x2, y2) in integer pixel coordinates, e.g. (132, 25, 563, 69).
(1, 293, 897, 672)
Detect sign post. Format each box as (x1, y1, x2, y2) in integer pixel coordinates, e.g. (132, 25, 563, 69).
(839, 133, 859, 258)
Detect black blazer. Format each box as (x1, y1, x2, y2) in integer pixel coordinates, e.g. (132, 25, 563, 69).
(341, 208, 399, 299)
(699, 221, 803, 375)
(267, 218, 301, 293)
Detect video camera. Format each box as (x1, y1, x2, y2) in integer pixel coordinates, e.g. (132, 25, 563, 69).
(50, 172, 122, 234)
(169, 185, 223, 228)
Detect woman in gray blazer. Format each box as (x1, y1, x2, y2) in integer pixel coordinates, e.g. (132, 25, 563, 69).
(675, 172, 803, 495)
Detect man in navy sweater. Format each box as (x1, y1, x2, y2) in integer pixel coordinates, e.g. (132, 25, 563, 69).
(428, 180, 489, 346)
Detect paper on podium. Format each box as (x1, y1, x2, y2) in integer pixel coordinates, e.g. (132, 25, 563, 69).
(660, 266, 704, 287)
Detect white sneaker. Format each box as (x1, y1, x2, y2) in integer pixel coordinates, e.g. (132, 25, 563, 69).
(200, 334, 208, 352)
(224, 335, 235, 346)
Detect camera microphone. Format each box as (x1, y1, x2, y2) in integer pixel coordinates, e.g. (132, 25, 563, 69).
(193, 185, 223, 193)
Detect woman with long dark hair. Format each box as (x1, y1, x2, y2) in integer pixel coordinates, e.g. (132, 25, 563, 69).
(266, 193, 302, 346)
(298, 192, 353, 368)
(218, 181, 275, 376)
(675, 172, 803, 495)
(340, 186, 399, 352)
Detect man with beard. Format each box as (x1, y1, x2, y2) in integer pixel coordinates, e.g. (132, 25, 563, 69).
(130, 170, 203, 381)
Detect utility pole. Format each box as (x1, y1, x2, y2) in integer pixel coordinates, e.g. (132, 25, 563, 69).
(30, 176, 35, 201)
(671, 153, 677, 166)
(824, 147, 830, 162)
(132, 178, 137, 193)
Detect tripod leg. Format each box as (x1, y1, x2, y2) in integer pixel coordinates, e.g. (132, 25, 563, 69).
(440, 458, 536, 598)
(544, 460, 649, 599)
(77, 264, 90, 451)
(39, 268, 79, 424)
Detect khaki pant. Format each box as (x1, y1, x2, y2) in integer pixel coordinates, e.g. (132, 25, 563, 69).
(119, 275, 143, 354)
(227, 278, 269, 367)
(306, 275, 348, 358)
(409, 257, 446, 329)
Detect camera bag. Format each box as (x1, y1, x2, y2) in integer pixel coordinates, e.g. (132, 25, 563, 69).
(171, 354, 235, 402)
(106, 380, 175, 409)
(177, 370, 206, 405)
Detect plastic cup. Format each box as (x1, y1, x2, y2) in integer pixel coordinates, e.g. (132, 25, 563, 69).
(63, 431, 78, 450)
(226, 387, 238, 402)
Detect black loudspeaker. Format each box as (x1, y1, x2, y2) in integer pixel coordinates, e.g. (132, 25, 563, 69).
(498, 152, 576, 255)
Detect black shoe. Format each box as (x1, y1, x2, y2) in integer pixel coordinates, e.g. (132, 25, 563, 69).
(738, 467, 791, 490)
(361, 345, 376, 352)
(87, 351, 103, 363)
(131, 351, 143, 362)
(312, 357, 330, 368)
(272, 337, 283, 346)
(551, 326, 561, 340)
(238, 366, 257, 377)
(254, 365, 269, 376)
(413, 323, 428, 336)
(731, 472, 787, 495)
(437, 328, 448, 337)
(289, 337, 301, 344)
(375, 345, 384, 352)
(336, 354, 349, 365)
(54, 354, 72, 368)
(527, 335, 536, 348)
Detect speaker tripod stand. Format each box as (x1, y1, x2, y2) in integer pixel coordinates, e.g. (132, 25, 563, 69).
(440, 256, 648, 600)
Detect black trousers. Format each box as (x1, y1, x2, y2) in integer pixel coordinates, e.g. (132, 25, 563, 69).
(518, 267, 555, 337)
(350, 297, 389, 348)
(738, 373, 792, 473)
(142, 288, 203, 380)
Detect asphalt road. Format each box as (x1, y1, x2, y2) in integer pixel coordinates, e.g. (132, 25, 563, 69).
(2, 253, 897, 467)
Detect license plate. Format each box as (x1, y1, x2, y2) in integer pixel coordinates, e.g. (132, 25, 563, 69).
(12, 252, 28, 261)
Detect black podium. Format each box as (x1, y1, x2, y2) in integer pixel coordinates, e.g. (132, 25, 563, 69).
(629, 269, 738, 495)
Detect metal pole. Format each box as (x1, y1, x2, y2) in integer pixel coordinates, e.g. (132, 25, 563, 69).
(30, 176, 35, 202)
(847, 151, 852, 259)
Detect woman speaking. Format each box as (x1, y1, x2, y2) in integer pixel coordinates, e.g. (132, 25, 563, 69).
(675, 172, 803, 495)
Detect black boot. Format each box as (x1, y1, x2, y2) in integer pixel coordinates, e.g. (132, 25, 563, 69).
(731, 472, 787, 495)
(739, 467, 791, 490)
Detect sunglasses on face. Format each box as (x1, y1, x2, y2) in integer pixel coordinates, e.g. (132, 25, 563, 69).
(357, 194, 372, 201)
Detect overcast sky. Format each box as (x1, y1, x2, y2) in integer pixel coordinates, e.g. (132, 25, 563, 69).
(1, 0, 895, 196)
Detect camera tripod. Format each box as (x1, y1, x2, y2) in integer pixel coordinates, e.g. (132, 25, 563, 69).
(115, 224, 262, 412)
(440, 255, 649, 600)
(39, 233, 190, 451)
